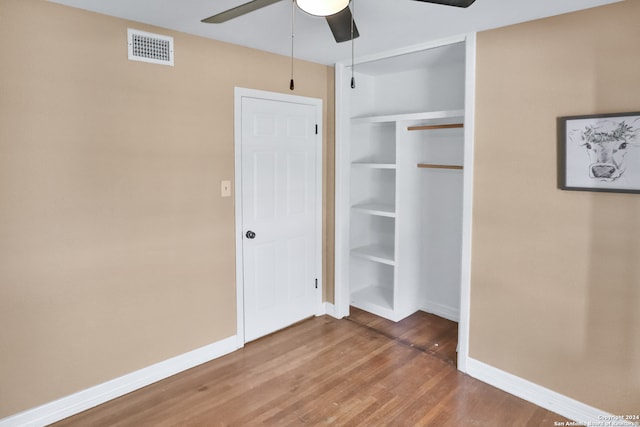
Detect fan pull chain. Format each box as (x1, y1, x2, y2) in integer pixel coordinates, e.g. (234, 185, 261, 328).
(290, 0, 295, 90)
(350, 0, 355, 89)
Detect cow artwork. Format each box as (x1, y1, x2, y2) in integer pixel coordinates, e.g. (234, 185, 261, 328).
(560, 112, 640, 193)
(570, 118, 640, 181)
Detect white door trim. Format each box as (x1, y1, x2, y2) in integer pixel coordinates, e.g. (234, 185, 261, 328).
(234, 87, 323, 347)
(457, 32, 476, 372)
(332, 34, 476, 370)
(333, 64, 351, 321)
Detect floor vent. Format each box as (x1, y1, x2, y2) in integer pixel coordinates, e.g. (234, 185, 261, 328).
(128, 29, 174, 66)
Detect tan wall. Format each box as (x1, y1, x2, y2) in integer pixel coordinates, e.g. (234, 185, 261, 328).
(0, 0, 334, 417)
(471, 1, 640, 414)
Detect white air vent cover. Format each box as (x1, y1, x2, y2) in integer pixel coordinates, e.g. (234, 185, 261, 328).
(127, 29, 174, 66)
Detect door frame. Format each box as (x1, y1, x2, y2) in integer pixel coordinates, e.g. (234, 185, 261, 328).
(234, 87, 323, 347)
(333, 34, 476, 371)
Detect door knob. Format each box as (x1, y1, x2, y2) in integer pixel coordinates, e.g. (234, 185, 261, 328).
(245, 230, 256, 239)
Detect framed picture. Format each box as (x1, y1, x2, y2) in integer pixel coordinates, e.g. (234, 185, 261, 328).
(558, 111, 640, 193)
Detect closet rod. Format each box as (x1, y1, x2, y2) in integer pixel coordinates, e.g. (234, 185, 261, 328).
(408, 123, 463, 131)
(417, 163, 463, 170)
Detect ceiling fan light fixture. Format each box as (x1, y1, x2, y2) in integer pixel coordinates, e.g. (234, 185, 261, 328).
(296, 0, 349, 17)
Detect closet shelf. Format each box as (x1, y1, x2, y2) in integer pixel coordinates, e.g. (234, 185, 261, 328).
(351, 109, 464, 125)
(352, 162, 397, 169)
(351, 244, 395, 266)
(417, 163, 463, 170)
(351, 285, 394, 312)
(352, 203, 396, 218)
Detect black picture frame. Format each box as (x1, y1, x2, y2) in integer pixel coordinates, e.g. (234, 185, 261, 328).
(558, 111, 640, 194)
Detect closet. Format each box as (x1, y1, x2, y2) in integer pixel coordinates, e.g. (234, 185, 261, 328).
(335, 37, 471, 323)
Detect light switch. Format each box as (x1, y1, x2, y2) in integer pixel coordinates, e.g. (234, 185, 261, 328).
(221, 180, 231, 198)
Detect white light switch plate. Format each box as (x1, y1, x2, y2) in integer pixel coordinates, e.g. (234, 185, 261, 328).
(221, 180, 231, 198)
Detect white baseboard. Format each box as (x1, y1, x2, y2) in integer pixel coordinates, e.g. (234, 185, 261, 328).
(322, 302, 340, 318)
(0, 336, 239, 427)
(466, 357, 637, 426)
(420, 301, 460, 322)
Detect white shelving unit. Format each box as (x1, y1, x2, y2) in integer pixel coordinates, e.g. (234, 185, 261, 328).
(337, 38, 468, 322)
(352, 203, 396, 218)
(351, 244, 395, 266)
(352, 109, 464, 124)
(351, 163, 397, 169)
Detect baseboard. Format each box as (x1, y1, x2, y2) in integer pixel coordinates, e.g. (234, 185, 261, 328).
(322, 302, 340, 318)
(420, 301, 460, 322)
(0, 336, 239, 427)
(466, 357, 637, 426)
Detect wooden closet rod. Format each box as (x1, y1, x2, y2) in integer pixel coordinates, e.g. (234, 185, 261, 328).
(408, 123, 464, 131)
(417, 163, 463, 170)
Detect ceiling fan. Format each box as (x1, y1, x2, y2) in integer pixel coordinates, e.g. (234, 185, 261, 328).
(201, 0, 477, 43)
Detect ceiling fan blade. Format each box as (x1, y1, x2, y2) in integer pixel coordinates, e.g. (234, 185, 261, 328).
(202, 0, 284, 23)
(412, 0, 476, 7)
(326, 7, 360, 43)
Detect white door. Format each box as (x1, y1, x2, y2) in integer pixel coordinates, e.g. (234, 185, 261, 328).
(239, 94, 320, 342)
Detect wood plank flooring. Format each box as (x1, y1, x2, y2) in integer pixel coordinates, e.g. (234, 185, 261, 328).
(346, 307, 458, 367)
(52, 309, 567, 426)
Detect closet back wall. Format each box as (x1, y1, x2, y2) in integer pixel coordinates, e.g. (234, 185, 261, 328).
(0, 0, 334, 418)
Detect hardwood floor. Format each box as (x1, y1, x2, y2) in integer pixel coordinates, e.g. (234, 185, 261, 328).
(346, 307, 458, 367)
(53, 310, 567, 426)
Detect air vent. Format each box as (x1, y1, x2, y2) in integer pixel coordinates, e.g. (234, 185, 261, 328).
(127, 29, 174, 66)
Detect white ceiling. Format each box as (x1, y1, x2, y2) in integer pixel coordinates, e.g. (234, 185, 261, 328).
(48, 0, 622, 65)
